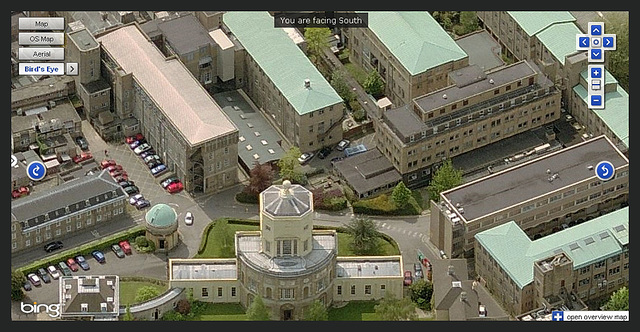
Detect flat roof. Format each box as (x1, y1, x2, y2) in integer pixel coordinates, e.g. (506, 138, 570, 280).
(475, 207, 628, 289)
(333, 149, 402, 195)
(443, 135, 628, 221)
(97, 24, 237, 147)
(156, 14, 215, 55)
(535, 22, 583, 65)
(363, 11, 468, 76)
(455, 30, 504, 72)
(507, 11, 576, 36)
(170, 260, 238, 280)
(11, 76, 74, 106)
(67, 27, 99, 51)
(223, 11, 342, 116)
(335, 257, 402, 278)
(209, 28, 234, 50)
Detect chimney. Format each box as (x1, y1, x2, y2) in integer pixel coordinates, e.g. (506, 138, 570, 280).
(304, 79, 311, 89)
(447, 265, 455, 276)
(460, 291, 467, 302)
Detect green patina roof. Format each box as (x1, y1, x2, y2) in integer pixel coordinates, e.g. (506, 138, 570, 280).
(475, 207, 628, 289)
(573, 71, 629, 148)
(223, 11, 342, 115)
(363, 11, 468, 76)
(507, 11, 576, 36)
(535, 22, 583, 65)
(145, 204, 177, 228)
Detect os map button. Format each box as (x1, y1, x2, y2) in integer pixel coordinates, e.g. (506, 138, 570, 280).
(26, 161, 47, 181)
(595, 161, 615, 181)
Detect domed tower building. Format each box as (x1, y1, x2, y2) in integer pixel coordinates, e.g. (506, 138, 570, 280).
(235, 180, 338, 320)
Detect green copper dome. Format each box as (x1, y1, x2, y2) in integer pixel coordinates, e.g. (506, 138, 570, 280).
(145, 204, 177, 228)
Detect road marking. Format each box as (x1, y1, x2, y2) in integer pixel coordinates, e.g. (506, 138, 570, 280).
(402, 229, 407, 234)
(381, 223, 386, 228)
(413, 232, 418, 237)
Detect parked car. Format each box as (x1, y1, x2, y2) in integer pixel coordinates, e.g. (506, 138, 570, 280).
(167, 181, 184, 194)
(128, 193, 144, 205)
(125, 133, 144, 144)
(143, 154, 161, 164)
(147, 160, 162, 169)
(58, 261, 73, 276)
(114, 174, 129, 182)
(414, 263, 423, 280)
(110, 170, 128, 179)
(184, 211, 194, 226)
(27, 273, 41, 287)
(12, 186, 30, 199)
(151, 164, 168, 177)
(336, 139, 350, 151)
(106, 165, 123, 173)
(119, 180, 135, 188)
(161, 176, 180, 189)
(47, 265, 61, 280)
(23, 280, 32, 291)
(75, 136, 89, 150)
(129, 139, 145, 149)
(44, 241, 63, 253)
(100, 159, 117, 169)
(134, 143, 152, 155)
(91, 250, 106, 264)
(119, 240, 132, 255)
(140, 150, 156, 159)
(66, 258, 79, 272)
(73, 151, 93, 164)
(439, 250, 447, 259)
(37, 268, 51, 284)
(75, 255, 90, 270)
(123, 185, 140, 196)
(317, 146, 332, 159)
(111, 244, 126, 258)
(404, 271, 413, 286)
(298, 152, 314, 165)
(135, 199, 151, 210)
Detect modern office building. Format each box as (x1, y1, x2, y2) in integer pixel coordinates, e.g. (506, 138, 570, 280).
(223, 11, 345, 153)
(169, 180, 403, 320)
(475, 207, 628, 316)
(373, 59, 561, 188)
(342, 11, 469, 107)
(430, 135, 628, 260)
(96, 23, 239, 195)
(10, 169, 127, 255)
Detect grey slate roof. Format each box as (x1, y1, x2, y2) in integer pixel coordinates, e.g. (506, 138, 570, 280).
(156, 13, 215, 55)
(333, 149, 402, 195)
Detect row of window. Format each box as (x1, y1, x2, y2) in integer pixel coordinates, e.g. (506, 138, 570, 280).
(201, 286, 237, 298)
(336, 284, 385, 296)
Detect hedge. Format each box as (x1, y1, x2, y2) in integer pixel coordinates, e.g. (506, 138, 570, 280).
(235, 191, 259, 204)
(351, 194, 422, 216)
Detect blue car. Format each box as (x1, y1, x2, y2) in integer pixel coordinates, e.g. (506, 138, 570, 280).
(151, 164, 167, 177)
(91, 250, 106, 264)
(75, 255, 90, 271)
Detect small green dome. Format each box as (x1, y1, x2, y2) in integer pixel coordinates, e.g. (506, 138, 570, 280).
(145, 204, 177, 228)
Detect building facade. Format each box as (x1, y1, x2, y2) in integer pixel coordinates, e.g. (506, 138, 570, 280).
(374, 60, 561, 188)
(474, 207, 628, 316)
(11, 76, 76, 114)
(430, 135, 629, 260)
(223, 11, 345, 153)
(343, 11, 469, 107)
(10, 169, 127, 255)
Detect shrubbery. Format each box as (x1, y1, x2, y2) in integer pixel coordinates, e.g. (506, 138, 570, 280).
(351, 193, 422, 216)
(312, 187, 348, 211)
(235, 191, 259, 204)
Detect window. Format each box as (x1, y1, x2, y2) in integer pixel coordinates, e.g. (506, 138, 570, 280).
(202, 288, 209, 297)
(232, 287, 236, 297)
(350, 285, 356, 295)
(337, 285, 342, 295)
(280, 288, 295, 300)
(218, 287, 223, 297)
(365, 285, 372, 295)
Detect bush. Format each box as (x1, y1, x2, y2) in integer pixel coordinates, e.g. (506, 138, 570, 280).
(235, 191, 259, 204)
(352, 108, 366, 122)
(176, 299, 191, 315)
(312, 187, 348, 211)
(352, 193, 421, 216)
(134, 236, 155, 253)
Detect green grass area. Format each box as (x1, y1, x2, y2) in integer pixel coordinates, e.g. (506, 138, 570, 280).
(194, 223, 258, 258)
(327, 301, 379, 321)
(344, 62, 368, 86)
(412, 189, 426, 210)
(189, 303, 248, 321)
(337, 232, 400, 256)
(119, 281, 168, 306)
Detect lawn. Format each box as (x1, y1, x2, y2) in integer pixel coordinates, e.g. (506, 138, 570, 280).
(344, 62, 368, 86)
(119, 280, 168, 306)
(328, 301, 379, 321)
(189, 303, 247, 321)
(195, 222, 259, 258)
(337, 232, 400, 256)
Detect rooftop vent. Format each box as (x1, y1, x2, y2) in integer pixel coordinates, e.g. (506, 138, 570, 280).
(442, 94, 448, 99)
(587, 165, 594, 170)
(489, 79, 494, 84)
(304, 79, 311, 88)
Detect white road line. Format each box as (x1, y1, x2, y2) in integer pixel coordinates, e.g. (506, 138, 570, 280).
(402, 229, 407, 234)
(413, 232, 418, 237)
(381, 223, 386, 227)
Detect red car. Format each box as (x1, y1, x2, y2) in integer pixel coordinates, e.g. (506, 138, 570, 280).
(110, 170, 128, 178)
(404, 271, 413, 286)
(73, 152, 93, 164)
(66, 258, 79, 272)
(166, 181, 184, 193)
(11, 186, 30, 199)
(119, 240, 132, 255)
(114, 174, 129, 182)
(106, 165, 123, 172)
(100, 159, 117, 169)
(125, 133, 144, 144)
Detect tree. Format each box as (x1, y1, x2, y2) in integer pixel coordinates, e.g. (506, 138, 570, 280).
(427, 159, 463, 202)
(11, 269, 25, 301)
(304, 300, 328, 321)
(331, 68, 356, 104)
(391, 181, 412, 209)
(458, 11, 479, 35)
(304, 27, 331, 65)
(245, 162, 274, 196)
(121, 304, 134, 321)
(134, 286, 161, 303)
(604, 12, 629, 92)
(246, 295, 270, 321)
(409, 279, 434, 310)
(277, 146, 305, 184)
(602, 286, 628, 311)
(345, 215, 383, 255)
(363, 69, 385, 99)
(374, 293, 418, 321)
(175, 299, 191, 315)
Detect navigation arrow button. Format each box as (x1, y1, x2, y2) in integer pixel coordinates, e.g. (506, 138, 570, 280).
(66, 62, 78, 76)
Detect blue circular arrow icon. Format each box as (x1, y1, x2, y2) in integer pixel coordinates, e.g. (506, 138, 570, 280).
(26, 161, 47, 181)
(595, 161, 615, 181)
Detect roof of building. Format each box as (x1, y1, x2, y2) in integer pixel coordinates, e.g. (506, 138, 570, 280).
(60, 275, 119, 317)
(442, 135, 628, 222)
(209, 28, 234, 50)
(155, 13, 215, 55)
(11, 76, 74, 106)
(335, 257, 403, 278)
(363, 11, 468, 76)
(223, 11, 342, 116)
(66, 11, 125, 35)
(11, 169, 126, 230)
(574, 71, 629, 149)
(507, 11, 577, 36)
(454, 30, 504, 72)
(12, 101, 82, 134)
(261, 181, 312, 217)
(97, 24, 237, 147)
(170, 259, 238, 280)
(333, 149, 402, 195)
(145, 204, 177, 228)
(535, 22, 583, 65)
(475, 207, 628, 289)
(67, 27, 99, 51)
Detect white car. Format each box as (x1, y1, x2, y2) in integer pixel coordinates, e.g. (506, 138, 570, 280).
(129, 193, 144, 205)
(133, 143, 152, 155)
(336, 139, 350, 151)
(47, 265, 61, 280)
(184, 212, 194, 226)
(298, 152, 314, 165)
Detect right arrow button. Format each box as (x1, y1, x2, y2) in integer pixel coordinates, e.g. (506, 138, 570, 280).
(66, 62, 79, 76)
